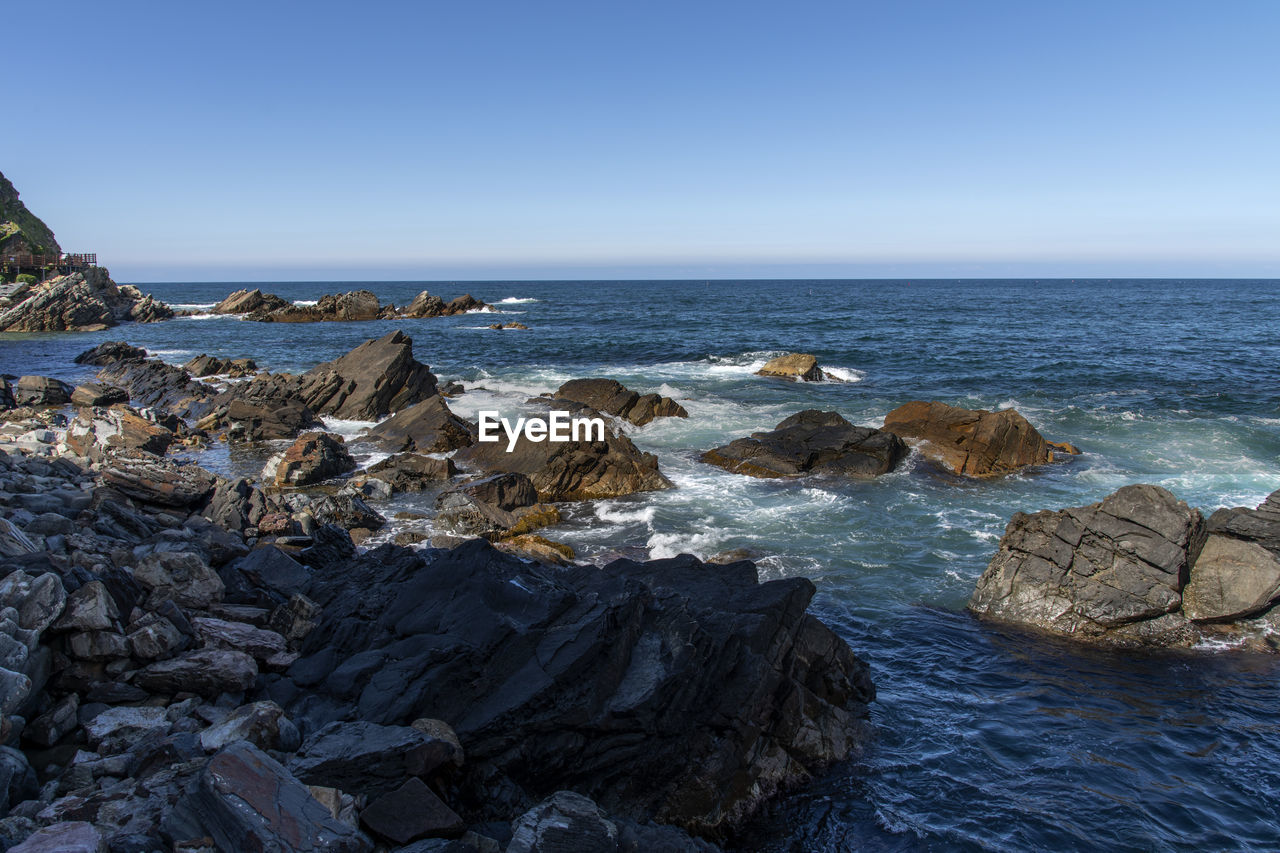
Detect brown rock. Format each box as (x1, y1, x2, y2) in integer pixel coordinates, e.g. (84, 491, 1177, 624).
(295, 330, 440, 420)
(13, 376, 71, 406)
(359, 777, 464, 844)
(212, 288, 291, 315)
(756, 353, 824, 382)
(495, 534, 575, 564)
(269, 433, 356, 488)
(702, 410, 906, 478)
(65, 406, 174, 457)
(552, 378, 688, 426)
(99, 450, 218, 507)
(366, 454, 457, 492)
(882, 400, 1077, 478)
(70, 382, 128, 408)
(362, 396, 474, 453)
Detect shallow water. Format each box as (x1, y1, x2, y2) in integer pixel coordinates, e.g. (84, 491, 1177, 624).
(3, 278, 1279, 850)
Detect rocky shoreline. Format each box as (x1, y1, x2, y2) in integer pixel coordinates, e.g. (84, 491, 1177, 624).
(0, 332, 881, 852)
(1, 317, 1277, 850)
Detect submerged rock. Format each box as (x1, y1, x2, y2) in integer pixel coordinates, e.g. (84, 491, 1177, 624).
(72, 341, 146, 366)
(277, 539, 874, 835)
(702, 410, 906, 478)
(882, 400, 1078, 478)
(552, 378, 687, 426)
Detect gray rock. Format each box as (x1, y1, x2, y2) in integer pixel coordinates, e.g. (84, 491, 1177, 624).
(12, 377, 72, 407)
(126, 613, 188, 660)
(132, 551, 224, 609)
(0, 747, 37, 819)
(24, 694, 78, 747)
(133, 649, 257, 698)
(971, 485, 1207, 643)
(199, 701, 286, 752)
(703, 410, 906, 479)
(0, 572, 65, 634)
(1183, 534, 1280, 622)
(358, 776, 464, 844)
(66, 629, 128, 661)
(0, 669, 31, 716)
(165, 741, 371, 852)
(192, 617, 288, 661)
(5, 819, 102, 852)
(288, 720, 461, 797)
(52, 581, 119, 632)
(0, 519, 38, 557)
(82, 707, 170, 749)
(507, 791, 618, 853)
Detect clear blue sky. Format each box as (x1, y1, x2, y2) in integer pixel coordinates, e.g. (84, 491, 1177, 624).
(5, 1, 1278, 281)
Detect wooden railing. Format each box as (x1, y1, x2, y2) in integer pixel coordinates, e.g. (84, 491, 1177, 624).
(1, 252, 97, 272)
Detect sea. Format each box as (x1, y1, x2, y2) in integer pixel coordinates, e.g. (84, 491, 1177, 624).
(3, 278, 1279, 851)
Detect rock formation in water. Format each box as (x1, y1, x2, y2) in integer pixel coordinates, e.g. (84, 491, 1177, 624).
(971, 485, 1280, 649)
(755, 353, 827, 382)
(703, 410, 907, 478)
(0, 268, 172, 332)
(882, 400, 1079, 478)
(551, 378, 688, 426)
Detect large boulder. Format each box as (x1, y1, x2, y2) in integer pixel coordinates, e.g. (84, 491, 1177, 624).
(552, 378, 688, 426)
(0, 268, 172, 332)
(362, 396, 474, 453)
(212, 288, 291, 315)
(702, 410, 906, 478)
(134, 648, 257, 697)
(401, 290, 447, 318)
(755, 353, 825, 382)
(295, 331, 440, 420)
(184, 354, 258, 378)
(882, 400, 1078, 478)
(455, 402, 672, 501)
(276, 540, 874, 835)
(12, 376, 72, 407)
(266, 432, 356, 488)
(224, 396, 322, 442)
(970, 485, 1207, 644)
(1183, 490, 1280, 622)
(165, 742, 371, 852)
(69, 382, 128, 408)
(65, 406, 174, 458)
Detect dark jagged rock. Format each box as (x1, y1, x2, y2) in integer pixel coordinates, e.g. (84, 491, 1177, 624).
(401, 290, 447, 318)
(307, 494, 386, 533)
(456, 402, 671, 501)
(247, 289, 385, 323)
(134, 648, 257, 698)
(183, 354, 257, 378)
(69, 382, 128, 408)
(1184, 490, 1280, 622)
(970, 485, 1207, 644)
(288, 720, 461, 796)
(702, 410, 906, 479)
(276, 539, 874, 835)
(0, 268, 172, 332)
(95, 358, 215, 417)
(434, 473, 545, 540)
(165, 742, 371, 852)
(98, 450, 217, 507)
(199, 477, 278, 533)
(882, 400, 1079, 478)
(224, 546, 311, 605)
(362, 396, 475, 453)
(211, 288, 291, 315)
(366, 454, 457, 493)
(73, 341, 147, 367)
(296, 331, 440, 420)
(12, 377, 71, 407)
(267, 432, 355, 488)
(552, 378, 688, 426)
(359, 776, 465, 844)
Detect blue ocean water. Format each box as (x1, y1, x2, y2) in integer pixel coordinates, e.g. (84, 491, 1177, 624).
(3, 278, 1279, 851)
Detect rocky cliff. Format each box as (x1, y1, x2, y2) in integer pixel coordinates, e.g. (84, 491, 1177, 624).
(0, 172, 60, 259)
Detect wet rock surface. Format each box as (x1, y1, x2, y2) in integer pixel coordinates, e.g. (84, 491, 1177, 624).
(702, 410, 906, 478)
(882, 400, 1079, 478)
(551, 378, 688, 426)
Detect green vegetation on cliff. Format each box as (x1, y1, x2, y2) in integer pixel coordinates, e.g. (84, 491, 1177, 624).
(0, 171, 61, 257)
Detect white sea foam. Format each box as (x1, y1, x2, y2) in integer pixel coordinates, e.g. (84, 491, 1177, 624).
(594, 502, 657, 525)
(823, 366, 866, 383)
(497, 297, 538, 304)
(319, 416, 381, 438)
(295, 299, 319, 307)
(466, 305, 497, 313)
(171, 302, 217, 311)
(647, 527, 721, 560)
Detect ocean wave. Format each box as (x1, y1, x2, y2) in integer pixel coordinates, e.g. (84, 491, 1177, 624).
(647, 527, 721, 560)
(295, 299, 319, 307)
(497, 297, 538, 304)
(170, 302, 217, 311)
(594, 502, 657, 525)
(466, 305, 497, 314)
(177, 313, 223, 320)
(319, 416, 381, 438)
(823, 366, 865, 383)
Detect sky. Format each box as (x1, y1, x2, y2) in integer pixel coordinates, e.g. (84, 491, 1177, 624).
(4, 1, 1278, 282)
